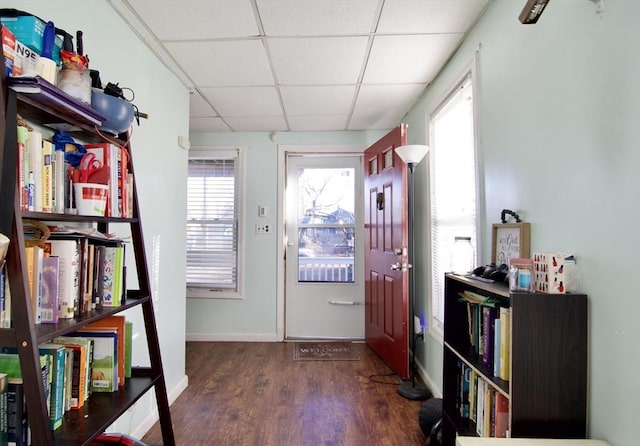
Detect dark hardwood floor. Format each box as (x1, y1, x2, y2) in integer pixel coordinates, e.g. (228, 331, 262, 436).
(142, 342, 428, 446)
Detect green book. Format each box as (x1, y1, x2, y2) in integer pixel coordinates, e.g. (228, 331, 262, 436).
(38, 344, 67, 430)
(0, 352, 50, 403)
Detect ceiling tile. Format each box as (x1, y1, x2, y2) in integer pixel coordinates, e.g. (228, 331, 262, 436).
(190, 92, 218, 117)
(127, 0, 259, 40)
(353, 84, 427, 117)
(288, 115, 349, 132)
(199, 86, 282, 117)
(378, 0, 490, 34)
(115, 0, 490, 132)
(223, 116, 289, 132)
(363, 34, 463, 84)
(348, 112, 403, 131)
(189, 117, 232, 132)
(269, 37, 368, 85)
(257, 0, 379, 36)
(164, 40, 273, 86)
(281, 86, 356, 116)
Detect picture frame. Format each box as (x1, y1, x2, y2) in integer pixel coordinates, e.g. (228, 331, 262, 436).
(491, 222, 530, 266)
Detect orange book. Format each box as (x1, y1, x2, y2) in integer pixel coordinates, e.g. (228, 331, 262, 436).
(85, 316, 126, 386)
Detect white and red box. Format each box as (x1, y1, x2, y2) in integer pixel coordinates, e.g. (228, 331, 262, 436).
(1, 25, 16, 77)
(533, 252, 574, 294)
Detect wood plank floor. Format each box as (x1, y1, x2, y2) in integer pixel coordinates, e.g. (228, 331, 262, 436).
(142, 341, 427, 446)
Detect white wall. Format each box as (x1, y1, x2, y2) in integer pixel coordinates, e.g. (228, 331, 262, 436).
(4, 0, 190, 437)
(406, 1, 639, 445)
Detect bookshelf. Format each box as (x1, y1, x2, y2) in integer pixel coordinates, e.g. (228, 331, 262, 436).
(0, 72, 175, 444)
(442, 273, 587, 446)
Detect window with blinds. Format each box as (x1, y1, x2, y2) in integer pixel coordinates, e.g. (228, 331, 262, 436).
(186, 149, 241, 297)
(429, 74, 478, 334)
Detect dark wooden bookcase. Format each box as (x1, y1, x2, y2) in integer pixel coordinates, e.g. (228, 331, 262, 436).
(442, 273, 587, 446)
(0, 73, 175, 445)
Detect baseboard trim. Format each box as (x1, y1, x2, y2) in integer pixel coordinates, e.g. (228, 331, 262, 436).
(186, 332, 280, 342)
(416, 362, 442, 399)
(129, 374, 189, 439)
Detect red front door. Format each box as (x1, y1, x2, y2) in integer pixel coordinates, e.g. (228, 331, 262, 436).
(364, 124, 409, 379)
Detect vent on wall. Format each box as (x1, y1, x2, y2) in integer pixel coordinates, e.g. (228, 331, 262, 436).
(519, 0, 550, 24)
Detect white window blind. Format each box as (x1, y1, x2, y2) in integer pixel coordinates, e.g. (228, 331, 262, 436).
(430, 75, 478, 332)
(186, 149, 239, 294)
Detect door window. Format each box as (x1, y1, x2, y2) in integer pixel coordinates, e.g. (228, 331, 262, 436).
(296, 167, 355, 283)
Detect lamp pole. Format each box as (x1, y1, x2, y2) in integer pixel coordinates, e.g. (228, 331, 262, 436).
(395, 145, 430, 401)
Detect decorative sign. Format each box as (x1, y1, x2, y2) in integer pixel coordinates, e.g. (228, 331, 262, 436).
(491, 222, 531, 266)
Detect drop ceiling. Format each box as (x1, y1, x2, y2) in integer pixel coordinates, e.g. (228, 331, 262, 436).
(108, 0, 490, 133)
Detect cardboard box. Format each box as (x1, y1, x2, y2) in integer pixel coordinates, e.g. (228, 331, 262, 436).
(1, 25, 15, 76)
(0, 15, 62, 64)
(13, 40, 38, 77)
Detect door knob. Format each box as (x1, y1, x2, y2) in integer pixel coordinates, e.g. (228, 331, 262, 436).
(391, 262, 412, 271)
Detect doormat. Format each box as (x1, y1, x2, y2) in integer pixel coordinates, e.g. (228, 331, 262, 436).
(293, 342, 360, 361)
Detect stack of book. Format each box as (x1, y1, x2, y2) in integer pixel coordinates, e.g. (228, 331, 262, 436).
(15, 122, 133, 218)
(0, 316, 133, 443)
(15, 232, 127, 327)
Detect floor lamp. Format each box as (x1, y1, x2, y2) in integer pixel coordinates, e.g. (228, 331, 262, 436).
(395, 144, 431, 401)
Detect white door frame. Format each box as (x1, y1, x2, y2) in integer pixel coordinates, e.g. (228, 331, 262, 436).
(276, 144, 364, 341)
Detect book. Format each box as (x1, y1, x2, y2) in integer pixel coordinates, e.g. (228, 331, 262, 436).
(85, 243, 96, 313)
(469, 369, 477, 423)
(7, 378, 27, 446)
(494, 392, 509, 438)
(93, 245, 104, 309)
(63, 348, 74, 412)
(475, 378, 485, 436)
(0, 264, 6, 329)
(124, 321, 133, 379)
(460, 364, 471, 419)
(37, 344, 66, 430)
(101, 246, 118, 307)
(1, 267, 10, 329)
(17, 125, 29, 211)
(27, 130, 43, 212)
(44, 239, 80, 319)
(493, 317, 501, 378)
(0, 372, 7, 444)
(58, 337, 93, 403)
(481, 306, 497, 367)
(85, 316, 126, 387)
(41, 139, 53, 213)
(40, 256, 60, 324)
(112, 245, 125, 307)
(499, 307, 511, 381)
(484, 385, 494, 437)
(77, 238, 90, 315)
(51, 339, 87, 410)
(0, 352, 51, 419)
(66, 331, 117, 393)
(23, 245, 43, 324)
(52, 146, 67, 214)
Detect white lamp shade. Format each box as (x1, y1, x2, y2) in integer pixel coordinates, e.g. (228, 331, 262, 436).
(395, 144, 429, 165)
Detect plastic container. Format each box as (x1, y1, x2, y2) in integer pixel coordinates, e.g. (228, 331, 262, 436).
(74, 182, 108, 216)
(57, 68, 91, 104)
(450, 236, 474, 274)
